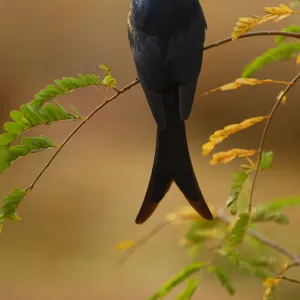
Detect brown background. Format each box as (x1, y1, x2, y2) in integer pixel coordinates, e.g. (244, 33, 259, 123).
(0, 0, 299, 299)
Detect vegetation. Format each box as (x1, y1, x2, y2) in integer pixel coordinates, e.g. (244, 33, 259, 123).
(0, 2, 300, 300)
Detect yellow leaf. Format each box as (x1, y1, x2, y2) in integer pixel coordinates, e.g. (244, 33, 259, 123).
(220, 82, 242, 91)
(202, 141, 217, 156)
(238, 17, 257, 23)
(279, 257, 288, 273)
(279, 4, 294, 14)
(116, 240, 136, 250)
(205, 116, 268, 149)
(202, 117, 268, 156)
(202, 78, 289, 96)
(235, 78, 260, 85)
(296, 53, 300, 64)
(274, 14, 291, 22)
(179, 206, 203, 220)
(256, 14, 277, 25)
(264, 4, 293, 15)
(263, 277, 281, 287)
(210, 149, 257, 165)
(231, 16, 258, 39)
(277, 90, 287, 105)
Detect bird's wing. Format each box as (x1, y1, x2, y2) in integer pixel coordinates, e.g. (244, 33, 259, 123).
(166, 17, 206, 120)
(130, 32, 169, 129)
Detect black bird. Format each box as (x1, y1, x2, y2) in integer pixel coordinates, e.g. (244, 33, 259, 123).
(128, 0, 213, 224)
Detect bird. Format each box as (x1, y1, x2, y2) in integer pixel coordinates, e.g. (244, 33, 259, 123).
(128, 0, 213, 224)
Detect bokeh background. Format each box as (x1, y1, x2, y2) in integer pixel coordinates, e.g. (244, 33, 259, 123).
(0, 0, 299, 299)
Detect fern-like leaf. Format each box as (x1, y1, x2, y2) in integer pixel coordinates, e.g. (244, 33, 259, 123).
(242, 42, 300, 78)
(176, 279, 199, 300)
(0, 189, 26, 231)
(149, 263, 206, 300)
(276, 26, 300, 43)
(29, 74, 101, 109)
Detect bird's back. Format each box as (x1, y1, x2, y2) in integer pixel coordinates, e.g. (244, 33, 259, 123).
(130, 0, 202, 38)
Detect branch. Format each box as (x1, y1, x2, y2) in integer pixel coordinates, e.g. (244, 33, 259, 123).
(248, 72, 300, 212)
(281, 276, 300, 285)
(22, 30, 300, 195)
(246, 227, 300, 264)
(204, 31, 300, 51)
(119, 210, 300, 266)
(26, 79, 139, 192)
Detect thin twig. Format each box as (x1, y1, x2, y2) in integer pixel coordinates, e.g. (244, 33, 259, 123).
(248, 73, 300, 213)
(119, 220, 172, 264)
(204, 31, 300, 51)
(119, 210, 300, 266)
(281, 276, 300, 285)
(218, 212, 300, 265)
(286, 262, 300, 271)
(25, 79, 139, 192)
(23, 30, 300, 195)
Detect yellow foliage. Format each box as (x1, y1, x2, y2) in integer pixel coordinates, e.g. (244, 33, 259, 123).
(263, 257, 288, 299)
(232, 4, 295, 39)
(264, 4, 293, 15)
(202, 78, 290, 95)
(202, 141, 218, 156)
(263, 277, 281, 288)
(202, 116, 268, 156)
(297, 53, 300, 65)
(210, 149, 257, 165)
(116, 240, 136, 250)
(277, 90, 287, 105)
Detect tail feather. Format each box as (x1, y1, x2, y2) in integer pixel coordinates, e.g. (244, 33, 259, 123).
(135, 87, 213, 224)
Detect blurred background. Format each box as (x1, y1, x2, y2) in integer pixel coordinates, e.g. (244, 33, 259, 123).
(0, 0, 299, 299)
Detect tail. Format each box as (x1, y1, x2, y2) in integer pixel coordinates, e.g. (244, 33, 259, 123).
(135, 87, 213, 224)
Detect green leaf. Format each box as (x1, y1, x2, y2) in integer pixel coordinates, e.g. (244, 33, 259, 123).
(0, 145, 10, 162)
(20, 104, 42, 125)
(242, 42, 300, 78)
(276, 26, 300, 43)
(4, 122, 23, 135)
(28, 74, 101, 109)
(99, 64, 112, 74)
(0, 161, 10, 174)
(21, 136, 55, 151)
(263, 196, 300, 212)
(251, 208, 289, 224)
(9, 145, 31, 160)
(227, 171, 251, 207)
(54, 100, 71, 119)
(41, 103, 61, 121)
(250, 257, 276, 272)
(259, 151, 273, 170)
(176, 279, 199, 300)
(208, 266, 235, 296)
(0, 133, 16, 146)
(70, 105, 81, 118)
(185, 219, 221, 244)
(228, 255, 269, 280)
(149, 262, 206, 300)
(0, 189, 26, 219)
(227, 213, 250, 248)
(10, 110, 30, 128)
(102, 75, 117, 88)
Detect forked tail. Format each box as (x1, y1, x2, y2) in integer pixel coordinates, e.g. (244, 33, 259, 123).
(135, 87, 213, 224)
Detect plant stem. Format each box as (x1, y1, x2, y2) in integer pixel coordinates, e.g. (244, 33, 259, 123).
(248, 73, 300, 213)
